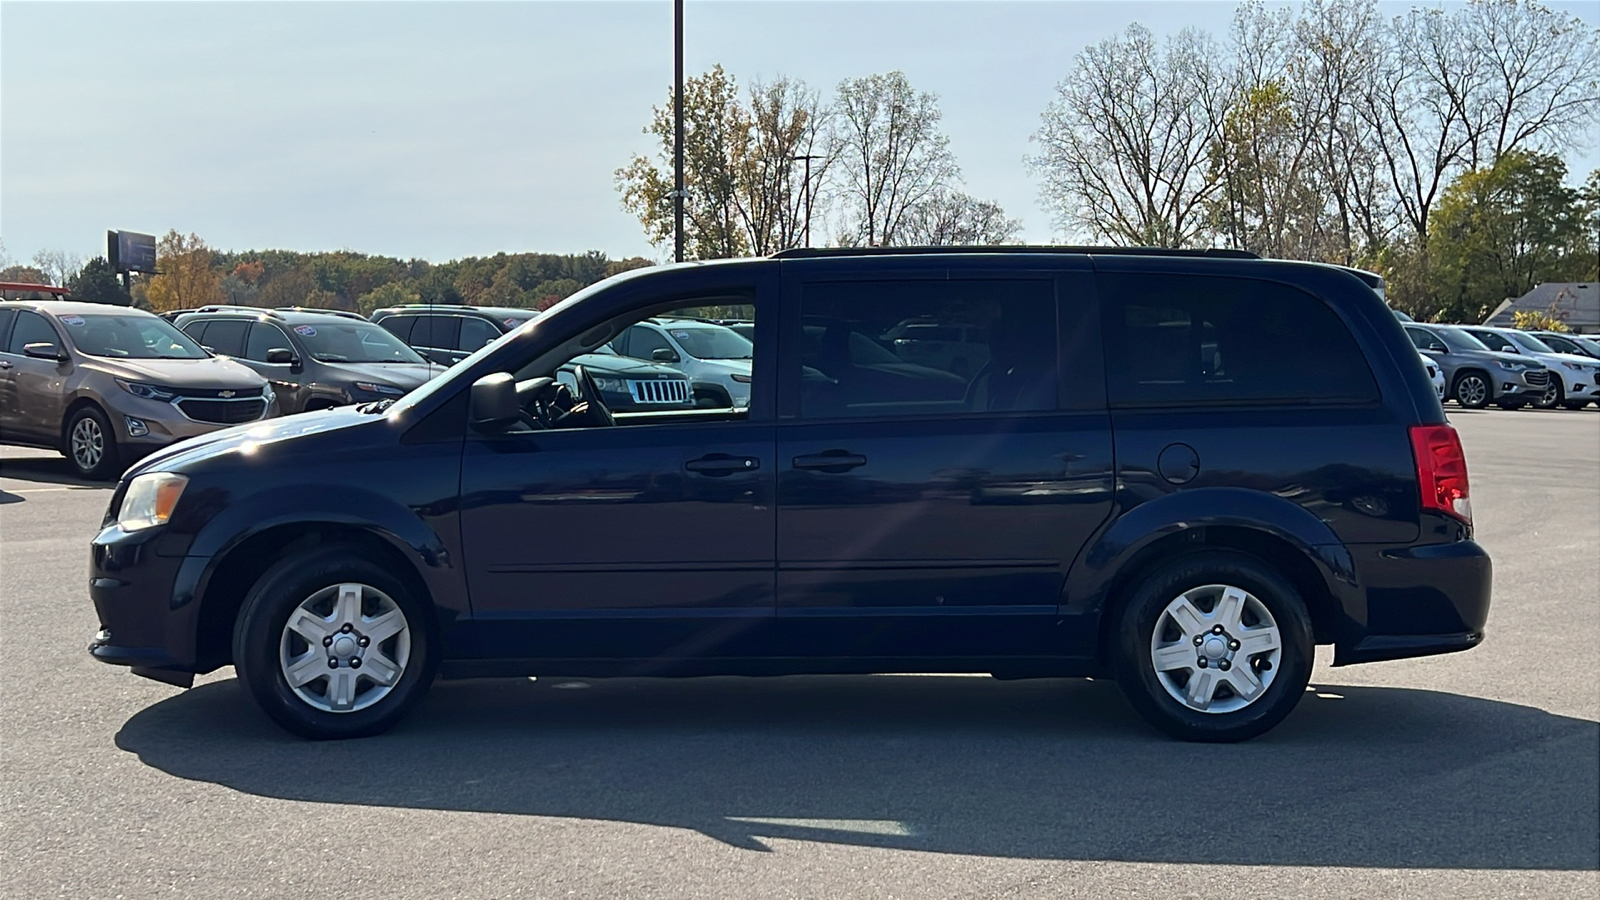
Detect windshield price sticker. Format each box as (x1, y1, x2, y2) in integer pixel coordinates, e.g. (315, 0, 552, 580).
(672, 330, 690, 338)
(294, 325, 317, 336)
(61, 315, 86, 326)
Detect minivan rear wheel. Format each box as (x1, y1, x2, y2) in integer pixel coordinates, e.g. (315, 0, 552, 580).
(232, 545, 436, 739)
(1112, 551, 1314, 742)
(64, 405, 120, 481)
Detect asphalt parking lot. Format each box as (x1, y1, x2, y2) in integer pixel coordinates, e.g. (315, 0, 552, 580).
(2, 409, 1596, 899)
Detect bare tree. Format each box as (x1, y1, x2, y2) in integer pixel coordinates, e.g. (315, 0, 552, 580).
(898, 191, 1022, 246)
(31, 249, 85, 288)
(832, 72, 958, 247)
(1032, 24, 1228, 247)
(1460, 0, 1600, 169)
(735, 77, 836, 255)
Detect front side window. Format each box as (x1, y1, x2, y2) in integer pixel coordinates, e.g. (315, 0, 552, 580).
(6, 311, 59, 354)
(1439, 329, 1489, 352)
(291, 321, 425, 364)
(459, 317, 501, 353)
(245, 323, 295, 361)
(64, 314, 209, 360)
(622, 325, 675, 361)
(662, 323, 752, 360)
(1407, 327, 1447, 353)
(1467, 330, 1514, 353)
(796, 280, 1057, 419)
(1505, 331, 1554, 354)
(1103, 274, 1378, 406)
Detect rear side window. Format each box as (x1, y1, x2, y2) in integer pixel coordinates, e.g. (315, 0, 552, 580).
(1102, 274, 1378, 406)
(411, 315, 459, 351)
(198, 319, 248, 356)
(377, 315, 416, 343)
(459, 317, 500, 352)
(796, 279, 1057, 418)
(6, 311, 58, 353)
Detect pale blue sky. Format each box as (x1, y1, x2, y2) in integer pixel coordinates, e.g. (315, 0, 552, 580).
(3, 1, 1597, 266)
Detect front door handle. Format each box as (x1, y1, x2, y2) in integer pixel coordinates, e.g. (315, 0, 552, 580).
(684, 454, 760, 476)
(792, 451, 867, 473)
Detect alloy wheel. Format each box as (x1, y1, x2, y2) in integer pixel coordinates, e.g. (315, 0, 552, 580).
(1149, 584, 1283, 714)
(70, 417, 104, 471)
(278, 582, 411, 713)
(1457, 376, 1488, 407)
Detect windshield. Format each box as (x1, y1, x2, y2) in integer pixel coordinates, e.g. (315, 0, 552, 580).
(1506, 331, 1555, 354)
(292, 321, 425, 364)
(668, 325, 752, 360)
(63, 313, 209, 360)
(1439, 328, 1490, 352)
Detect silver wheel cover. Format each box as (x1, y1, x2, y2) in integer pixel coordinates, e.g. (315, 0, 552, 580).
(278, 582, 411, 713)
(70, 417, 103, 470)
(1150, 584, 1283, 714)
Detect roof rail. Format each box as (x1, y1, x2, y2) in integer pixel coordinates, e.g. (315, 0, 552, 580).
(195, 304, 275, 315)
(769, 245, 1260, 260)
(382, 303, 480, 311)
(275, 306, 367, 320)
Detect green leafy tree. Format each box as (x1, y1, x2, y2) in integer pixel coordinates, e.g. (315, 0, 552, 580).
(67, 257, 130, 306)
(1428, 151, 1585, 322)
(356, 281, 420, 315)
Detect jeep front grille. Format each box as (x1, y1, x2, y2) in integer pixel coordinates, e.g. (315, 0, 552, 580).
(627, 379, 690, 404)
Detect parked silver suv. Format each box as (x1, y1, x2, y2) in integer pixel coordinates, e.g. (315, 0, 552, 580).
(1459, 325, 1600, 410)
(0, 302, 276, 479)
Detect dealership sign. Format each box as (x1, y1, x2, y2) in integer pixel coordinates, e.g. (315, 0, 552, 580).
(108, 230, 158, 275)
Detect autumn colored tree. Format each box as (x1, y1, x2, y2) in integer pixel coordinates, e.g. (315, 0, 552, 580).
(144, 231, 224, 312)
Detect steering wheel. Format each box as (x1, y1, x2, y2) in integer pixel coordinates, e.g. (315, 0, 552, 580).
(571, 364, 616, 428)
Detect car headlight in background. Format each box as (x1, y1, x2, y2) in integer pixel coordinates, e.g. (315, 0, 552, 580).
(591, 376, 628, 393)
(117, 473, 189, 531)
(115, 379, 178, 401)
(353, 382, 404, 396)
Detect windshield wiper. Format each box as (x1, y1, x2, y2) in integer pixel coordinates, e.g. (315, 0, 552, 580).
(356, 399, 395, 414)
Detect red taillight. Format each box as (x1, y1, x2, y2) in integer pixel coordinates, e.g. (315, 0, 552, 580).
(1410, 424, 1472, 524)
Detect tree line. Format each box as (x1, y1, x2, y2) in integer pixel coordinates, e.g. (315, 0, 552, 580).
(0, 234, 652, 315)
(618, 0, 1600, 324)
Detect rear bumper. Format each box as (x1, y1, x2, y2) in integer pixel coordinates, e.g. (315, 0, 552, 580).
(1333, 539, 1491, 666)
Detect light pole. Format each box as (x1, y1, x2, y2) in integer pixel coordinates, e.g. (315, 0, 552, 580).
(673, 0, 685, 263)
(792, 154, 822, 248)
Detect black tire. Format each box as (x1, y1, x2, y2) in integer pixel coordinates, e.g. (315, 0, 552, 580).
(1535, 378, 1563, 410)
(1452, 371, 1491, 409)
(1112, 550, 1314, 743)
(63, 405, 121, 481)
(232, 544, 437, 740)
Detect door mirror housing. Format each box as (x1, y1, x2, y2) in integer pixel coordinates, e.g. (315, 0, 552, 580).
(469, 372, 520, 431)
(652, 347, 679, 363)
(22, 342, 65, 361)
(265, 348, 294, 364)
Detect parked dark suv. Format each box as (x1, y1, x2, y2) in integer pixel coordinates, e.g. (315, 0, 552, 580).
(88, 248, 1490, 743)
(174, 307, 441, 413)
(371, 304, 694, 411)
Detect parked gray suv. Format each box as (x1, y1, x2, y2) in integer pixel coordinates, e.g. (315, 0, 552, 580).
(1404, 323, 1548, 409)
(0, 301, 275, 479)
(175, 308, 441, 413)
(1459, 325, 1600, 410)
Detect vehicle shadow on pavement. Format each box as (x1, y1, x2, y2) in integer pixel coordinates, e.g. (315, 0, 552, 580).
(116, 674, 1598, 870)
(0, 454, 101, 489)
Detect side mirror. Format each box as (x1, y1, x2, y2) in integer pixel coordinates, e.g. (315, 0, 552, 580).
(265, 348, 294, 364)
(652, 348, 679, 363)
(23, 342, 65, 361)
(470, 372, 519, 431)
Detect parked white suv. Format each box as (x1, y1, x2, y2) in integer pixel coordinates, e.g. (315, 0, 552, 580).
(612, 317, 753, 408)
(1461, 326, 1600, 410)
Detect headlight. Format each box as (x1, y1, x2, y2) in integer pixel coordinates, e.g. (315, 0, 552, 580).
(1561, 361, 1584, 371)
(591, 376, 628, 393)
(115, 379, 177, 401)
(117, 473, 189, 531)
(1494, 360, 1526, 371)
(353, 382, 403, 396)
(730, 374, 752, 384)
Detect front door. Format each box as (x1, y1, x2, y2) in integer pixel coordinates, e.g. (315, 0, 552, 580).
(774, 263, 1115, 661)
(455, 274, 777, 667)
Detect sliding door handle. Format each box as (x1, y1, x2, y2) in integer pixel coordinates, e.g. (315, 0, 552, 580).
(792, 451, 867, 473)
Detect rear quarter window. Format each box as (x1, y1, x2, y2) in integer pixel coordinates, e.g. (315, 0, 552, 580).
(377, 315, 416, 343)
(1102, 274, 1378, 407)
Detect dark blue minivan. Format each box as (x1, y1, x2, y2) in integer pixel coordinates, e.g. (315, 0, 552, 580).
(87, 248, 1489, 742)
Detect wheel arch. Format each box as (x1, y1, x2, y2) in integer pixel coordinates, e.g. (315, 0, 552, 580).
(1064, 488, 1360, 665)
(1450, 366, 1491, 398)
(191, 521, 438, 672)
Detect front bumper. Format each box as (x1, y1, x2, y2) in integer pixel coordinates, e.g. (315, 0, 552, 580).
(86, 521, 202, 686)
(1334, 538, 1492, 666)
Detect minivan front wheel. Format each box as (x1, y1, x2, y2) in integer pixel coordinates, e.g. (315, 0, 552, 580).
(1453, 371, 1490, 409)
(1113, 551, 1313, 742)
(233, 545, 436, 739)
(65, 405, 119, 481)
